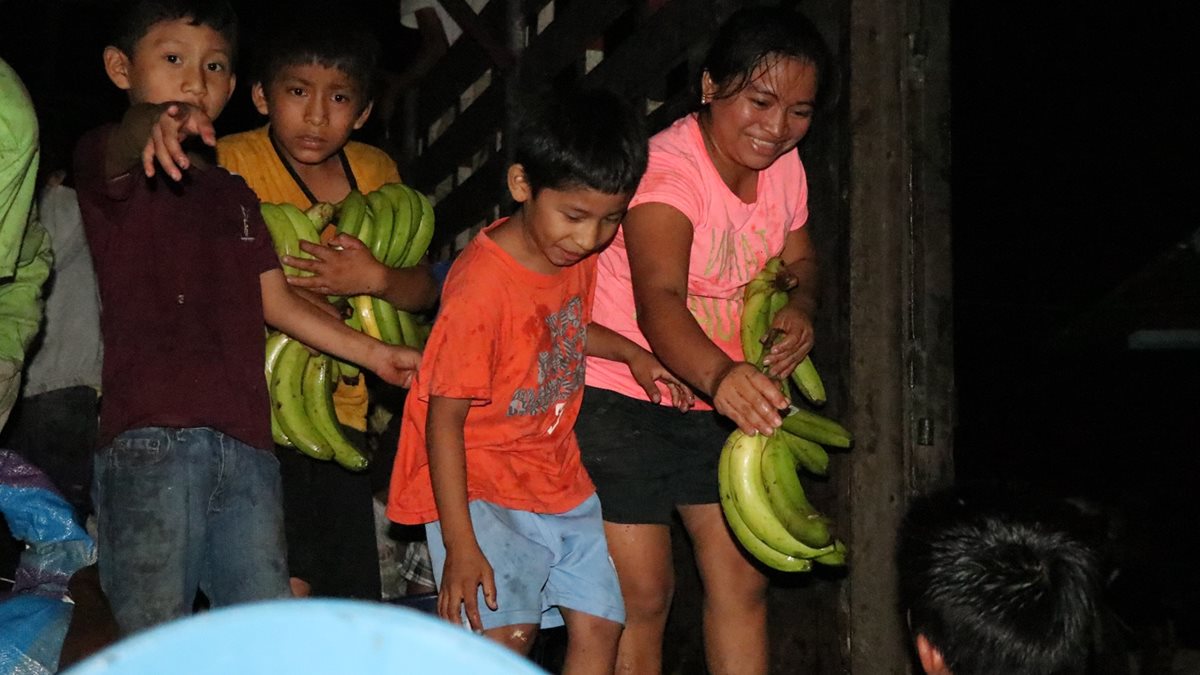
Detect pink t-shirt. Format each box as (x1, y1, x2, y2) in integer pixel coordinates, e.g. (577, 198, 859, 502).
(586, 113, 809, 410)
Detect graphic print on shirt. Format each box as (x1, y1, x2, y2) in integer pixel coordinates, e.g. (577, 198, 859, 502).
(508, 296, 587, 430)
(690, 226, 772, 342)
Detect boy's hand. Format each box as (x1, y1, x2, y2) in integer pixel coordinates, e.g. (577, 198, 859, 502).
(283, 234, 387, 297)
(627, 349, 695, 412)
(439, 542, 498, 631)
(142, 102, 217, 181)
(369, 343, 421, 387)
(712, 362, 787, 436)
(760, 305, 815, 380)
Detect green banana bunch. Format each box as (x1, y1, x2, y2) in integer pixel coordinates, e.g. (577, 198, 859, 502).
(328, 184, 436, 349)
(263, 331, 370, 470)
(717, 430, 844, 570)
(302, 353, 369, 471)
(739, 256, 827, 406)
(269, 338, 334, 461)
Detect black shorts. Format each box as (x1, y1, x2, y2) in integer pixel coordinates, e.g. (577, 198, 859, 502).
(576, 386, 735, 525)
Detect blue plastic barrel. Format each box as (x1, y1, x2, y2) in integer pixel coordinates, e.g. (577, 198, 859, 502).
(64, 599, 546, 674)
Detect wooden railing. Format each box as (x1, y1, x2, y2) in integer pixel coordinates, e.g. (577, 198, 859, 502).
(400, 0, 742, 259)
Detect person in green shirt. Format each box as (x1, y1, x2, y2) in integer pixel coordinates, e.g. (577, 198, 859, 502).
(0, 57, 52, 431)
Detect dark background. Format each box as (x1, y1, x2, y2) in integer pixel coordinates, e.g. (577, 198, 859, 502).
(1, 0, 1198, 655)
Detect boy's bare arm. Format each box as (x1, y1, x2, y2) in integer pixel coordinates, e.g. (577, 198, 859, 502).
(587, 323, 694, 411)
(106, 103, 217, 181)
(260, 268, 418, 386)
(427, 395, 497, 629)
(285, 235, 439, 311)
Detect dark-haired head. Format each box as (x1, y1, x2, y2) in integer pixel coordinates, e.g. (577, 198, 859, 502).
(255, 15, 381, 106)
(111, 0, 238, 64)
(898, 489, 1101, 675)
(514, 87, 648, 196)
(700, 6, 836, 111)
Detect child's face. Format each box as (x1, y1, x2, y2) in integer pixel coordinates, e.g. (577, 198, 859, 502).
(105, 18, 235, 120)
(507, 165, 630, 272)
(253, 63, 373, 166)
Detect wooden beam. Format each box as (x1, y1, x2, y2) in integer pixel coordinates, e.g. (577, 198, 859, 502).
(845, 0, 952, 670)
(438, 0, 515, 70)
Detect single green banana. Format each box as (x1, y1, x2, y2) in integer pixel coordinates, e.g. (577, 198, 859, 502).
(302, 354, 369, 471)
(271, 339, 334, 460)
(260, 203, 302, 276)
(718, 434, 813, 573)
(373, 297, 404, 345)
(279, 202, 322, 245)
(724, 430, 838, 559)
(264, 331, 294, 448)
(337, 190, 367, 238)
(814, 539, 847, 567)
(305, 202, 336, 230)
(740, 284, 773, 364)
(790, 356, 827, 406)
(780, 408, 852, 448)
(400, 189, 435, 268)
(366, 189, 395, 262)
(760, 435, 831, 547)
(381, 184, 416, 267)
(356, 205, 376, 252)
(777, 429, 830, 476)
(352, 295, 383, 340)
(396, 309, 423, 348)
(768, 289, 788, 316)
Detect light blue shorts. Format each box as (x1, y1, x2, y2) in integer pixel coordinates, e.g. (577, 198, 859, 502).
(426, 493, 625, 630)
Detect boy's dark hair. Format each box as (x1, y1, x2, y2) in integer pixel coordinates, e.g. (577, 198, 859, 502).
(700, 6, 838, 112)
(111, 0, 238, 63)
(898, 488, 1101, 675)
(514, 87, 648, 195)
(255, 15, 381, 104)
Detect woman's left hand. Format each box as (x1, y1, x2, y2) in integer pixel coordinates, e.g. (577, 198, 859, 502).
(760, 304, 814, 380)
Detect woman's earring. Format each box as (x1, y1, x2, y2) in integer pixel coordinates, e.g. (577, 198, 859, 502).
(700, 94, 709, 105)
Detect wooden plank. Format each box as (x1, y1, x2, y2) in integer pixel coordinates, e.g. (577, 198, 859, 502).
(408, 83, 504, 195)
(438, 0, 515, 69)
(846, 0, 953, 669)
(516, 0, 636, 86)
(430, 153, 507, 250)
(586, 0, 717, 97)
(417, 0, 509, 126)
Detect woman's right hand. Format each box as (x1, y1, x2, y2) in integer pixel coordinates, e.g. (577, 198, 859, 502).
(712, 362, 789, 436)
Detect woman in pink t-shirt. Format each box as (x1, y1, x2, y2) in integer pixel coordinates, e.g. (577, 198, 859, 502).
(574, 7, 836, 674)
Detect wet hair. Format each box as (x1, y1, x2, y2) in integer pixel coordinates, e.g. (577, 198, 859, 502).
(514, 87, 648, 195)
(111, 0, 238, 64)
(700, 6, 836, 111)
(255, 16, 381, 105)
(898, 489, 1102, 675)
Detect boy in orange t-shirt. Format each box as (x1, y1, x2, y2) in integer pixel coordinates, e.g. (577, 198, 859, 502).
(387, 89, 692, 671)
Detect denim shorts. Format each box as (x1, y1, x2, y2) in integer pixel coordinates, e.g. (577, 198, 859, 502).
(425, 494, 625, 630)
(575, 386, 736, 525)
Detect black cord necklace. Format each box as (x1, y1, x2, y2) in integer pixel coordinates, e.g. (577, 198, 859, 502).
(268, 128, 359, 207)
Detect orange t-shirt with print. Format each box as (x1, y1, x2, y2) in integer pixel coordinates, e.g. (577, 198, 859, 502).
(387, 220, 596, 525)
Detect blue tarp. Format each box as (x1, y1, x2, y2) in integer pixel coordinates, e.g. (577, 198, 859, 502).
(0, 450, 95, 675)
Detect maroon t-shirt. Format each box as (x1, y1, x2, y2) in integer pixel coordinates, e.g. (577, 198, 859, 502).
(75, 125, 280, 450)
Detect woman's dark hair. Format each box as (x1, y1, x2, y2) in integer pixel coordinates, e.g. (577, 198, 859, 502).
(700, 6, 837, 111)
(514, 87, 649, 195)
(111, 0, 238, 64)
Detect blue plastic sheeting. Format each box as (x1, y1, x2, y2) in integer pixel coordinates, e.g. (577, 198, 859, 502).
(0, 450, 96, 675)
(65, 599, 548, 674)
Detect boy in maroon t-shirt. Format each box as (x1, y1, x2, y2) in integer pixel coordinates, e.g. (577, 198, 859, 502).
(74, 0, 419, 636)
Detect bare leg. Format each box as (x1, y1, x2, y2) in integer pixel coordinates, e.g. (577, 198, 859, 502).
(483, 622, 540, 656)
(561, 607, 623, 675)
(679, 503, 769, 675)
(604, 522, 673, 674)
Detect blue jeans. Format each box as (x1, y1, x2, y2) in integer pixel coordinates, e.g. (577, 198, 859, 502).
(93, 427, 290, 635)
